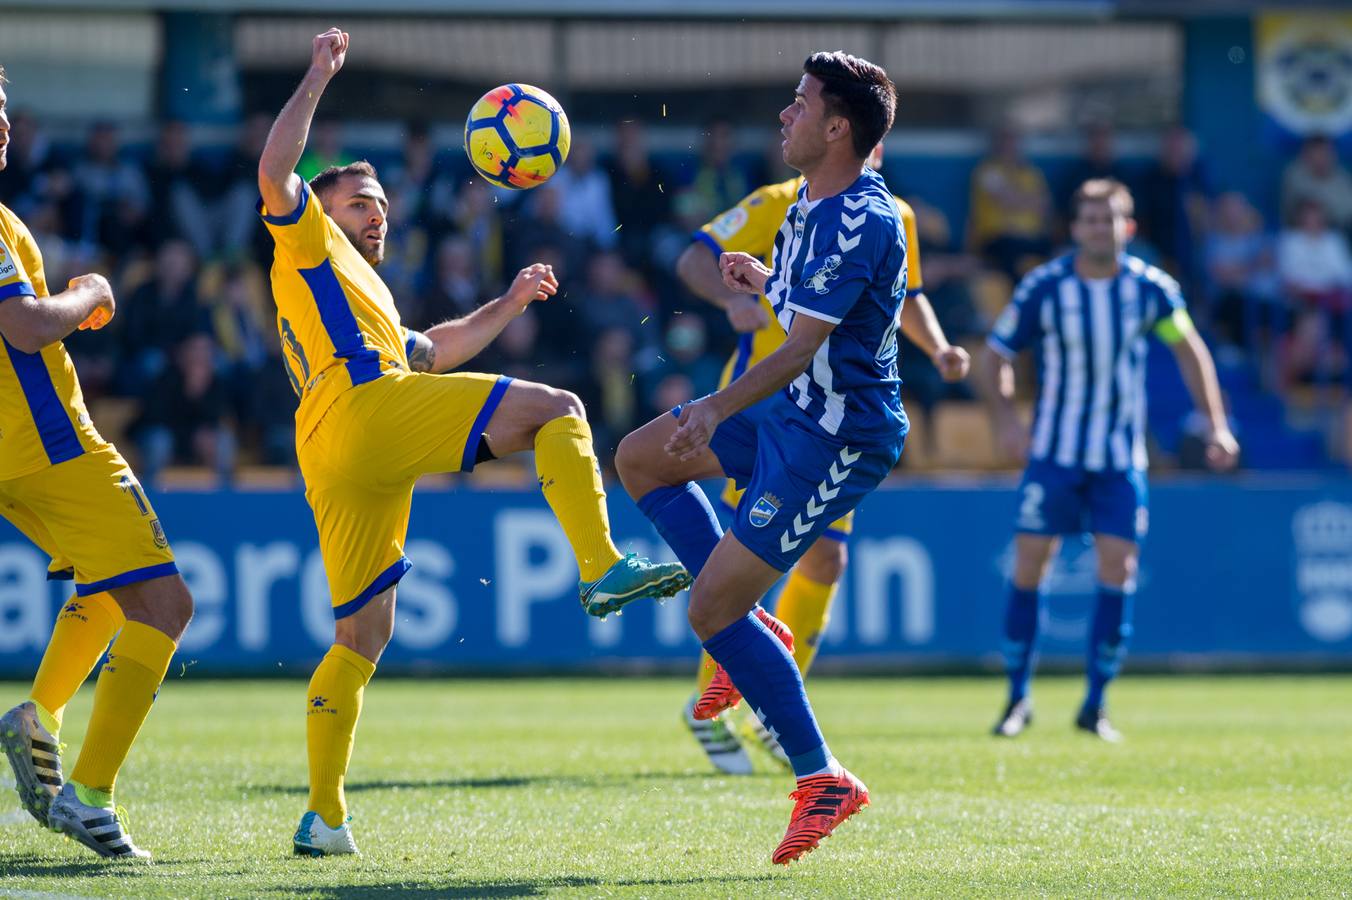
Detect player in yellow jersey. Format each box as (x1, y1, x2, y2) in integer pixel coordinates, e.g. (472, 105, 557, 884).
(673, 143, 969, 773)
(260, 30, 689, 856)
(0, 67, 194, 860)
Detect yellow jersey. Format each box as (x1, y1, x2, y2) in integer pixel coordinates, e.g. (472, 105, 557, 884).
(695, 176, 924, 379)
(260, 181, 411, 440)
(0, 204, 107, 480)
(968, 158, 1050, 245)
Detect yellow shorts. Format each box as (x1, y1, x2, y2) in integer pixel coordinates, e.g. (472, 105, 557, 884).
(0, 445, 176, 595)
(719, 480, 853, 542)
(298, 370, 511, 618)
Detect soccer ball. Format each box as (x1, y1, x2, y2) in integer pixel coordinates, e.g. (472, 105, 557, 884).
(463, 84, 571, 190)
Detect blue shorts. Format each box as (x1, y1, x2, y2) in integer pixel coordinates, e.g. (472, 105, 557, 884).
(1014, 459, 1148, 542)
(685, 395, 903, 571)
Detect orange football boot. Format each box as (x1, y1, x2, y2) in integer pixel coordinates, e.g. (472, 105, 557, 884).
(692, 608, 794, 721)
(771, 768, 869, 865)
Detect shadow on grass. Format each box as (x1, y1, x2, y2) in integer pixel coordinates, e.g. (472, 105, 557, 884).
(0, 851, 137, 878)
(245, 770, 770, 796)
(270, 873, 779, 898)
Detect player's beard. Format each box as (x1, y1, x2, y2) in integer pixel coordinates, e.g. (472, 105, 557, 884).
(342, 226, 384, 267)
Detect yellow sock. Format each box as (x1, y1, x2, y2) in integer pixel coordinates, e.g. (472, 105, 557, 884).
(30, 592, 124, 735)
(69, 621, 175, 795)
(694, 651, 718, 695)
(775, 571, 838, 676)
(534, 415, 623, 582)
(306, 644, 375, 829)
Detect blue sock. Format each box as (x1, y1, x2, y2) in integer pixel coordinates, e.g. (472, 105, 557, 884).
(1002, 585, 1042, 704)
(1084, 584, 1133, 713)
(636, 484, 723, 578)
(703, 612, 832, 778)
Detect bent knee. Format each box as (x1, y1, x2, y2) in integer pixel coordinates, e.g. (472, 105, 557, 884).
(616, 430, 641, 474)
(548, 388, 585, 422)
(687, 593, 719, 641)
(686, 577, 722, 631)
(153, 578, 195, 641)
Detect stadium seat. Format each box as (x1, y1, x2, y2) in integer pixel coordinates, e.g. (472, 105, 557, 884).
(158, 467, 220, 490)
(931, 402, 1002, 470)
(86, 397, 140, 448)
(973, 270, 1014, 322)
(234, 466, 300, 490)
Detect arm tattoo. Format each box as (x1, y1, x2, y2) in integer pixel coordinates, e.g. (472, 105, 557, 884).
(407, 330, 437, 373)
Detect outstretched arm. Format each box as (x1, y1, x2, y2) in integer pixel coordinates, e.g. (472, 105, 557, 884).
(258, 27, 349, 219)
(899, 292, 969, 382)
(0, 274, 115, 354)
(1168, 328, 1239, 470)
(404, 264, 558, 374)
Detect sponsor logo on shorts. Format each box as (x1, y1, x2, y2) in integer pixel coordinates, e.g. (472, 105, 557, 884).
(748, 493, 781, 528)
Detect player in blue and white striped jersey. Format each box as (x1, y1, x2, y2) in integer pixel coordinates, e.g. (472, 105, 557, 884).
(617, 52, 904, 864)
(979, 178, 1239, 741)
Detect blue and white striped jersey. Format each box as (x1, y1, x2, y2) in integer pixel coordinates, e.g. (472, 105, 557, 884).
(987, 253, 1186, 472)
(763, 167, 909, 447)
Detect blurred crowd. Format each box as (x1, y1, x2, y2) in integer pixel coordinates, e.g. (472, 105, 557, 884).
(1, 109, 1349, 483)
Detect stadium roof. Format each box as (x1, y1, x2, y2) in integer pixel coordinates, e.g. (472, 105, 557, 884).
(15, 0, 1347, 17)
(10, 0, 1118, 18)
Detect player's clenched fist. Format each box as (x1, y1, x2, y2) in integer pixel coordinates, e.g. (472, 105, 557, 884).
(70, 273, 114, 330)
(932, 344, 971, 382)
(666, 397, 722, 461)
(504, 263, 559, 312)
(310, 28, 349, 79)
(720, 251, 772, 295)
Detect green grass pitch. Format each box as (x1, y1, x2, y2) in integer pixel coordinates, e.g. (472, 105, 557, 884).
(0, 675, 1349, 898)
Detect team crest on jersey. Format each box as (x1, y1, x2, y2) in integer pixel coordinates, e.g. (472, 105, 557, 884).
(805, 255, 842, 295)
(149, 518, 168, 549)
(793, 207, 807, 238)
(748, 493, 782, 528)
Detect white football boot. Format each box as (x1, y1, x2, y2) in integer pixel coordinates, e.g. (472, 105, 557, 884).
(293, 810, 359, 856)
(681, 697, 753, 775)
(1, 701, 63, 826)
(48, 783, 151, 860)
